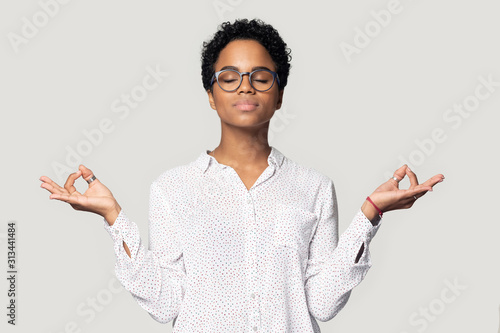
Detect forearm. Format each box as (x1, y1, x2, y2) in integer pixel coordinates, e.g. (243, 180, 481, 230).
(305, 211, 379, 321)
(122, 241, 131, 258)
(101, 187, 186, 323)
(103, 204, 131, 257)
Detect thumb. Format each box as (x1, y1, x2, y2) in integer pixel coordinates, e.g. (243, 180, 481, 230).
(78, 164, 95, 182)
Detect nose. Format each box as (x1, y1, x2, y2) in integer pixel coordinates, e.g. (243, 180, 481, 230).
(238, 72, 255, 94)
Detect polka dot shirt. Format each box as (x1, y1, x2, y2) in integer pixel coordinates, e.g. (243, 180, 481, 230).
(102, 146, 382, 332)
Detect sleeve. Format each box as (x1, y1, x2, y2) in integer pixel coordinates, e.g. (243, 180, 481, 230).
(102, 180, 186, 324)
(304, 179, 382, 322)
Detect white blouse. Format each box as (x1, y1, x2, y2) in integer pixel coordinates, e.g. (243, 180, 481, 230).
(102, 146, 382, 332)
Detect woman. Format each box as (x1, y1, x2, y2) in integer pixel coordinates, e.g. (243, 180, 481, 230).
(40, 18, 444, 332)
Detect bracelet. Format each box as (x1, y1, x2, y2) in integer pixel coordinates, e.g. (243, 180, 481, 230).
(366, 196, 383, 217)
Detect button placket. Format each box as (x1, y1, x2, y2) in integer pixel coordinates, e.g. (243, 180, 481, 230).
(245, 192, 261, 330)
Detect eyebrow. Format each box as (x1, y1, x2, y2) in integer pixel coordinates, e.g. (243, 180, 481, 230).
(219, 65, 273, 72)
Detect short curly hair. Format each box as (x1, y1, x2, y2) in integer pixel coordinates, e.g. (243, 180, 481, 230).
(201, 18, 292, 92)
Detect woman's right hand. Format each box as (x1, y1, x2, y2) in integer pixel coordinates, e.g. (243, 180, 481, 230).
(40, 164, 122, 225)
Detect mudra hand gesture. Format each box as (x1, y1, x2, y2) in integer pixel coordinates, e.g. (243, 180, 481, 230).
(361, 165, 445, 221)
(40, 165, 122, 224)
(40, 163, 444, 224)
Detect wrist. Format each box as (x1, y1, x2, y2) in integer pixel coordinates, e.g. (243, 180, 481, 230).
(104, 203, 121, 226)
(361, 200, 380, 225)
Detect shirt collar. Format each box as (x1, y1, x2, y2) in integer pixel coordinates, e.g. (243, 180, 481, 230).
(195, 146, 285, 174)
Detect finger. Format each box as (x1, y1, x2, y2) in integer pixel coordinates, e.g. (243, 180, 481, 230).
(406, 167, 419, 189)
(64, 170, 82, 194)
(49, 192, 81, 205)
(40, 181, 65, 195)
(39, 176, 65, 193)
(391, 165, 408, 186)
(420, 174, 445, 190)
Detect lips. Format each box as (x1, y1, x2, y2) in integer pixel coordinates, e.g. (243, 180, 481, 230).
(234, 99, 258, 111)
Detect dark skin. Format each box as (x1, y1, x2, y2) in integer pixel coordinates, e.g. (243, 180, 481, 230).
(206, 40, 284, 191)
(39, 39, 445, 259)
(207, 40, 444, 221)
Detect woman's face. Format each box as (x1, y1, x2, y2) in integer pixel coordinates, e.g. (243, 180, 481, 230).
(207, 39, 284, 130)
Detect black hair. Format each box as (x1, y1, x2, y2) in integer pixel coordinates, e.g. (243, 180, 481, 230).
(201, 18, 292, 92)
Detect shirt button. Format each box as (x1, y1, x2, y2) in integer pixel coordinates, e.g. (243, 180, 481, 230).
(114, 230, 119, 235)
(253, 327, 257, 331)
(247, 198, 252, 204)
(251, 293, 255, 298)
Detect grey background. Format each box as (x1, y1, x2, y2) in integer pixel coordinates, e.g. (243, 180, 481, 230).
(1, 0, 499, 332)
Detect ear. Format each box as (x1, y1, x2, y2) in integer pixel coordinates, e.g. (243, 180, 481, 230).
(207, 89, 217, 110)
(275, 89, 284, 110)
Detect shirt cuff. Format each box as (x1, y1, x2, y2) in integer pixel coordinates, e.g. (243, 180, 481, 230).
(348, 209, 382, 265)
(356, 209, 382, 242)
(102, 208, 141, 265)
(103, 209, 128, 241)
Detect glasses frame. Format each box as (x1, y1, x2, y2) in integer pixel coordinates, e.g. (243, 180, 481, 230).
(210, 69, 281, 92)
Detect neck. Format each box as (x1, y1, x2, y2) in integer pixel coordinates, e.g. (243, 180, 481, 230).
(211, 124, 271, 170)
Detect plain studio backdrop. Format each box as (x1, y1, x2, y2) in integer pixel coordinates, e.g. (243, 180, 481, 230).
(1, 0, 499, 332)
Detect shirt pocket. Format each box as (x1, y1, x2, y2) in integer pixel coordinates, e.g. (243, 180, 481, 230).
(273, 203, 319, 257)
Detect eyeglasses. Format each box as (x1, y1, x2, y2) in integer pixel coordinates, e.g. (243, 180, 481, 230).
(210, 69, 280, 92)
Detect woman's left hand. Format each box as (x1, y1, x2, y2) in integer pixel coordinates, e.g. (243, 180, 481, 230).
(361, 165, 445, 221)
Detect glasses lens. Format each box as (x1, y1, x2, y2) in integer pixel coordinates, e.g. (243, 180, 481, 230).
(251, 70, 274, 91)
(217, 70, 276, 91)
(218, 71, 241, 91)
